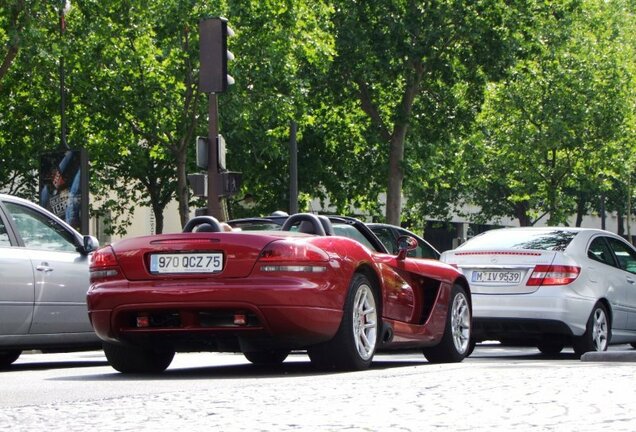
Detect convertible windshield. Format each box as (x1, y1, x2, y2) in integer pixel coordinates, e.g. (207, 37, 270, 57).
(460, 229, 577, 252)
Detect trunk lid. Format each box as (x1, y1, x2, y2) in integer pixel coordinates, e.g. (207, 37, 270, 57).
(111, 232, 284, 280)
(444, 249, 559, 294)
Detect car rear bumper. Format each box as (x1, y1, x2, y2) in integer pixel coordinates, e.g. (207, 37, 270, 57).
(471, 287, 596, 339)
(87, 278, 345, 351)
(472, 317, 575, 342)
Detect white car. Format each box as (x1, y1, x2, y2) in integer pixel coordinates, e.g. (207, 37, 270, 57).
(0, 194, 100, 367)
(440, 227, 636, 356)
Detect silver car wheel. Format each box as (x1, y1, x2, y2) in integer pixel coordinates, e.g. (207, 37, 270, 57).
(352, 283, 378, 361)
(451, 292, 471, 354)
(592, 307, 609, 351)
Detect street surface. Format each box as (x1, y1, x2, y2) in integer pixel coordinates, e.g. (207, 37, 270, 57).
(1, 344, 635, 431)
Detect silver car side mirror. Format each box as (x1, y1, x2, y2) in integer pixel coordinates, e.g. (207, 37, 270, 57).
(81, 235, 100, 255)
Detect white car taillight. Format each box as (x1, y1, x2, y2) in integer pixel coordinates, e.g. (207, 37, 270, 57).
(527, 265, 580, 286)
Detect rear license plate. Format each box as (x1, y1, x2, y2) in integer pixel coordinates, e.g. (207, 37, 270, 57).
(471, 270, 522, 284)
(150, 253, 223, 274)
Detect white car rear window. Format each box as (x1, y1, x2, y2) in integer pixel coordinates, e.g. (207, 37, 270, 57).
(460, 229, 577, 251)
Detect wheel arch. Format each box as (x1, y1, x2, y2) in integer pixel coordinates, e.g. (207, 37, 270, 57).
(354, 264, 382, 314)
(454, 276, 472, 311)
(596, 297, 613, 327)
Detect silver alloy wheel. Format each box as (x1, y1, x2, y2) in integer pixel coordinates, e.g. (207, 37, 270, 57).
(592, 307, 609, 351)
(451, 292, 471, 354)
(352, 283, 378, 360)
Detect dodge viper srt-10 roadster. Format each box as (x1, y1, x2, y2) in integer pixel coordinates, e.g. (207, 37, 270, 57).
(87, 213, 472, 373)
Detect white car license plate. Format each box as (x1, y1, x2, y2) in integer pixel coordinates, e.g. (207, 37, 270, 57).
(150, 253, 223, 274)
(471, 270, 522, 284)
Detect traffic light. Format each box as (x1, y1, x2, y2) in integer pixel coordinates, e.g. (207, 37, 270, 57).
(199, 17, 234, 93)
(195, 135, 227, 170)
(187, 172, 242, 198)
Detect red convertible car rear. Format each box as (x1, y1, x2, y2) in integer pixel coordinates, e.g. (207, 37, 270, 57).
(87, 213, 471, 373)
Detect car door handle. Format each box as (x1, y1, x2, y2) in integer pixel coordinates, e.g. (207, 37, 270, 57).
(36, 263, 54, 273)
(627, 277, 635, 285)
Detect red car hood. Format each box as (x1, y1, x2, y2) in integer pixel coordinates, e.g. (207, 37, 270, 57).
(110, 231, 289, 281)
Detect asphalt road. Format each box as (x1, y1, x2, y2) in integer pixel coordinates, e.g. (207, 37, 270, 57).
(1, 344, 635, 431)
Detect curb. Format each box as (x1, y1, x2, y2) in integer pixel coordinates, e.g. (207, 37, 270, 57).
(580, 351, 636, 362)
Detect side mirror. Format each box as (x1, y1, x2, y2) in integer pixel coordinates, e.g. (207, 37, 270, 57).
(396, 235, 417, 260)
(80, 235, 100, 255)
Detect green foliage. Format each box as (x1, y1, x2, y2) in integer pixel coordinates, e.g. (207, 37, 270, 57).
(464, 0, 636, 227)
(0, 1, 59, 197)
(223, 0, 336, 217)
(326, 0, 548, 224)
(64, 0, 230, 233)
(2, 0, 636, 237)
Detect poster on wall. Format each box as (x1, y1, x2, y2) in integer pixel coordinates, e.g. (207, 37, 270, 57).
(39, 149, 89, 234)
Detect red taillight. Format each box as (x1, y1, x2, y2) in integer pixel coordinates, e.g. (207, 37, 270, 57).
(90, 245, 119, 268)
(527, 265, 580, 286)
(258, 240, 329, 273)
(89, 246, 121, 283)
(258, 240, 329, 262)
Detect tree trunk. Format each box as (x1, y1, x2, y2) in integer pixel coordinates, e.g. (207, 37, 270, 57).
(575, 193, 585, 227)
(153, 201, 164, 234)
(384, 68, 423, 225)
(514, 202, 531, 226)
(356, 61, 423, 226)
(386, 127, 407, 225)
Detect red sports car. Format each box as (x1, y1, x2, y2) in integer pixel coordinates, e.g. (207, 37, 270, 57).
(87, 213, 472, 373)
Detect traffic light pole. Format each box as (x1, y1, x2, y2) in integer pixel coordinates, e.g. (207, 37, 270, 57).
(197, 17, 235, 221)
(207, 93, 222, 220)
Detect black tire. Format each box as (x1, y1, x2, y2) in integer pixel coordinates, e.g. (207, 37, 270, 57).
(0, 350, 21, 368)
(103, 342, 175, 374)
(466, 337, 477, 357)
(308, 273, 379, 371)
(537, 340, 565, 355)
(244, 350, 290, 365)
(423, 283, 471, 363)
(573, 303, 610, 357)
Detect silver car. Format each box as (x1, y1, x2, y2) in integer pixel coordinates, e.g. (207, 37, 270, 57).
(0, 194, 100, 367)
(440, 227, 636, 356)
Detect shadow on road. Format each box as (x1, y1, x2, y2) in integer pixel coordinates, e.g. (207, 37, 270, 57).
(1, 360, 109, 373)
(48, 353, 435, 381)
(10, 343, 612, 378)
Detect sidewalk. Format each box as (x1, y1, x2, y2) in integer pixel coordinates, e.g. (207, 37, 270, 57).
(581, 349, 636, 362)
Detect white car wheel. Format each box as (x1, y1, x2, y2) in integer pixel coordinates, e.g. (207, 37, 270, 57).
(574, 303, 610, 356)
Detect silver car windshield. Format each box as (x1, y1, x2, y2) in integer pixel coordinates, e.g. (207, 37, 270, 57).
(460, 229, 577, 251)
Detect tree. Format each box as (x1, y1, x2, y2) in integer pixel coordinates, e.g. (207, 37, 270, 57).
(464, 0, 635, 227)
(328, 0, 538, 225)
(62, 0, 216, 233)
(0, 1, 60, 197)
(58, 0, 337, 232)
(221, 1, 336, 217)
(0, 0, 24, 83)
(3, 0, 636, 239)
